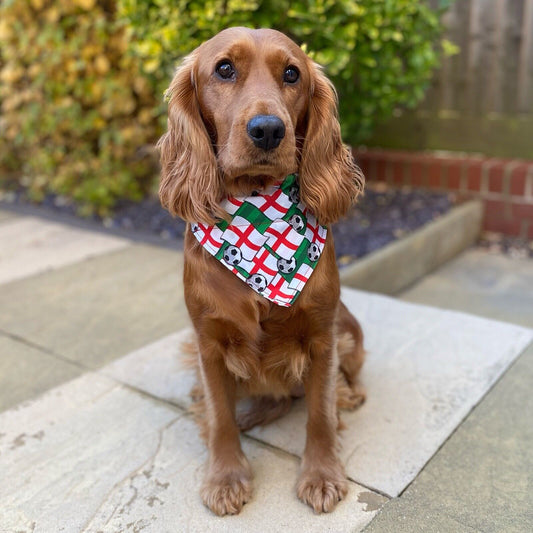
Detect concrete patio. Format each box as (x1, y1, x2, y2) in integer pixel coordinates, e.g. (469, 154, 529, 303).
(1, 207, 532, 532)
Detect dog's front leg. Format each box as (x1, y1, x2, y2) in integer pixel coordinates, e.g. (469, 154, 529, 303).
(199, 348, 253, 516)
(297, 337, 348, 513)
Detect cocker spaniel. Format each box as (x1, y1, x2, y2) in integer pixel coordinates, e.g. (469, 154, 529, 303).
(158, 27, 366, 516)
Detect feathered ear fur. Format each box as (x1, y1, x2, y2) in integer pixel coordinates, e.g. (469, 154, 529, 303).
(157, 52, 224, 224)
(299, 62, 365, 225)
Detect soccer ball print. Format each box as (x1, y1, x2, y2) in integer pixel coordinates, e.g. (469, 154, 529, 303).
(277, 257, 297, 274)
(192, 174, 327, 306)
(223, 245, 243, 266)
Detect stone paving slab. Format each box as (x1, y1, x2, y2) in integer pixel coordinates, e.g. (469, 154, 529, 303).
(0, 334, 84, 412)
(364, 341, 533, 533)
(360, 248, 533, 532)
(100, 287, 533, 498)
(0, 372, 385, 533)
(0, 373, 179, 532)
(0, 208, 17, 223)
(0, 216, 129, 285)
(401, 248, 533, 328)
(0, 244, 188, 369)
(102, 329, 195, 410)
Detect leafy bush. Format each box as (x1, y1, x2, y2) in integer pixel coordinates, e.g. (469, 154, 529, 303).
(0, 0, 448, 214)
(120, 0, 449, 142)
(0, 0, 159, 214)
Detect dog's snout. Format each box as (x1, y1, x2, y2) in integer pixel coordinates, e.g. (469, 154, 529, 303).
(246, 115, 285, 151)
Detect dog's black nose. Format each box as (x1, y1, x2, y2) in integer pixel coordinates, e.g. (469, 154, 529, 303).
(247, 115, 285, 151)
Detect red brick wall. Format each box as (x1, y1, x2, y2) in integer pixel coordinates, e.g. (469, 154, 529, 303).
(354, 149, 533, 239)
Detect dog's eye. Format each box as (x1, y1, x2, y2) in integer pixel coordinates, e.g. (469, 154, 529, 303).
(215, 61, 235, 80)
(283, 66, 299, 84)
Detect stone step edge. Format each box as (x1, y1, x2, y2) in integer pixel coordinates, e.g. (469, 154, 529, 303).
(340, 200, 484, 295)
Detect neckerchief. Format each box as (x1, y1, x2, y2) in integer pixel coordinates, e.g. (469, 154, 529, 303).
(191, 173, 327, 307)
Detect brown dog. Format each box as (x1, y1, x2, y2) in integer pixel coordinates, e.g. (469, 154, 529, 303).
(158, 27, 366, 516)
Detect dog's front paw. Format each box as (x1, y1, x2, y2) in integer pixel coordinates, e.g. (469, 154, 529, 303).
(201, 464, 253, 516)
(297, 463, 348, 513)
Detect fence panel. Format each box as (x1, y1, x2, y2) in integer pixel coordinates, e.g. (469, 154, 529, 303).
(368, 0, 533, 158)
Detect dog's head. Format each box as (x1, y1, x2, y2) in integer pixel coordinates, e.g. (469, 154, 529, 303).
(158, 27, 364, 225)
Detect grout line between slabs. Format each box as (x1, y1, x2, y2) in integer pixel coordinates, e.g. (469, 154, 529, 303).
(7, 326, 528, 505)
(0, 327, 188, 415)
(391, 338, 533, 499)
(1, 327, 392, 506)
(242, 432, 392, 499)
(0, 327, 91, 372)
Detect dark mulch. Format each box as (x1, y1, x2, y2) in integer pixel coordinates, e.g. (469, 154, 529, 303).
(478, 231, 533, 259)
(331, 183, 453, 265)
(0, 183, 455, 266)
(106, 183, 455, 266)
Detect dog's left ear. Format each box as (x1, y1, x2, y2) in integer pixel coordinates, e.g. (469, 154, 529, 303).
(157, 51, 225, 224)
(299, 62, 364, 225)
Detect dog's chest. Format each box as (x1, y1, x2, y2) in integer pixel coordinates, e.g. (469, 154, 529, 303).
(224, 309, 315, 395)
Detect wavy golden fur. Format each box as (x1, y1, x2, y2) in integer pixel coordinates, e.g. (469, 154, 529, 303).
(158, 27, 366, 517)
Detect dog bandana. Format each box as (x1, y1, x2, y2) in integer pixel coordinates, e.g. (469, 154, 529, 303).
(192, 173, 327, 307)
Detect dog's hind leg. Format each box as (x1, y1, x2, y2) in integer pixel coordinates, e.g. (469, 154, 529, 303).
(336, 301, 366, 410)
(236, 395, 292, 431)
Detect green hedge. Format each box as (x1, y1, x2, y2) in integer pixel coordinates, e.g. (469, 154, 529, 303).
(120, 0, 450, 141)
(0, 0, 450, 214)
(0, 0, 159, 214)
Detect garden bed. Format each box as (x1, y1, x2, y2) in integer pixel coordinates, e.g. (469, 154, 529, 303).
(0, 183, 455, 268)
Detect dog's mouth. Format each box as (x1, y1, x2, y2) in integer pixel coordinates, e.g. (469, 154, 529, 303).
(219, 139, 298, 197)
(225, 173, 285, 197)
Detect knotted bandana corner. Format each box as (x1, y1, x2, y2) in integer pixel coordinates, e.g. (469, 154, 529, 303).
(192, 173, 327, 307)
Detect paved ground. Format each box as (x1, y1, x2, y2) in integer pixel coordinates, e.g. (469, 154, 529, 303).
(366, 251, 533, 532)
(1, 207, 532, 532)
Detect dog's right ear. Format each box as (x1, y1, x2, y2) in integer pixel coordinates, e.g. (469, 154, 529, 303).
(157, 52, 224, 224)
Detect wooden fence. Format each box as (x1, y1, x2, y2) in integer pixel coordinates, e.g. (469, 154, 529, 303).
(367, 0, 533, 159)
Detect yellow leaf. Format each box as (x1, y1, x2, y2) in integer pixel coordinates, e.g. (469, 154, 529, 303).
(121, 127, 136, 141)
(138, 108, 154, 125)
(89, 83, 104, 100)
(100, 101, 114, 118)
(82, 44, 99, 59)
(94, 55, 110, 74)
(133, 76, 150, 97)
(93, 117, 106, 130)
(0, 64, 24, 84)
(0, 19, 13, 40)
(73, 0, 96, 10)
(30, 0, 45, 10)
(28, 64, 42, 78)
(45, 6, 60, 23)
(118, 97, 136, 114)
(143, 58, 160, 73)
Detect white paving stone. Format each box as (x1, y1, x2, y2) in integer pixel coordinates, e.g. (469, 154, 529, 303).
(0, 373, 384, 533)
(0, 373, 180, 532)
(102, 329, 196, 410)
(84, 416, 384, 533)
(102, 288, 533, 497)
(0, 216, 129, 285)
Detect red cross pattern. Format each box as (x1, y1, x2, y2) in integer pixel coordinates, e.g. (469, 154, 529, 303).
(192, 179, 328, 307)
(288, 262, 314, 291)
(196, 224, 224, 254)
(304, 215, 327, 246)
(265, 273, 297, 305)
(265, 219, 304, 260)
(250, 248, 278, 278)
(247, 187, 292, 220)
(221, 196, 244, 216)
(221, 216, 269, 260)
